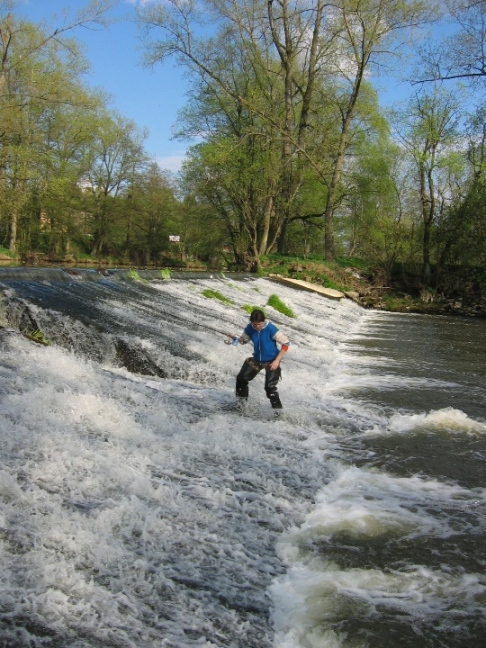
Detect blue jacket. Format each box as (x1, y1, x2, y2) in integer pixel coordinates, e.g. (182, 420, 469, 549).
(241, 321, 289, 363)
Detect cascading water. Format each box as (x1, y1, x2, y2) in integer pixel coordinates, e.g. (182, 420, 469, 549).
(0, 268, 484, 648)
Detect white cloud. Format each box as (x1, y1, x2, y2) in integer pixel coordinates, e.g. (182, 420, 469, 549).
(156, 153, 187, 173)
(124, 0, 156, 6)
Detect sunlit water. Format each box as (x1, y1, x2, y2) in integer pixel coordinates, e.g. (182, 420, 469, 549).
(0, 269, 484, 647)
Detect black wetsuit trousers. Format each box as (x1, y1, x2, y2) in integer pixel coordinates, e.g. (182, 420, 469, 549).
(235, 358, 282, 408)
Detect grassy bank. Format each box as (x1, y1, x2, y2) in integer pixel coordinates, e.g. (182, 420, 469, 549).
(257, 255, 484, 316)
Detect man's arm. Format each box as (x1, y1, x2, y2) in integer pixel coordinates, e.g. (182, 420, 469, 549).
(238, 330, 250, 345)
(227, 330, 249, 345)
(270, 327, 290, 370)
(269, 343, 288, 370)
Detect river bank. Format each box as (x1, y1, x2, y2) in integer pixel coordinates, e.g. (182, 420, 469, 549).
(258, 257, 486, 318)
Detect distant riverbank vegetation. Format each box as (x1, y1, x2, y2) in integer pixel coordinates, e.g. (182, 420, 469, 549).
(1, 1, 486, 316)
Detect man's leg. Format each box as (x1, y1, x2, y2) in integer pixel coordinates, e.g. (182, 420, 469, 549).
(236, 359, 259, 399)
(265, 366, 282, 409)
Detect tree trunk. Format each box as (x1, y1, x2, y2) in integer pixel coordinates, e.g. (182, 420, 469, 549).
(420, 161, 435, 285)
(9, 209, 17, 254)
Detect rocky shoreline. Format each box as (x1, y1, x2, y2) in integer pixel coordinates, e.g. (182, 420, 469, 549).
(348, 289, 486, 318)
(269, 263, 486, 319)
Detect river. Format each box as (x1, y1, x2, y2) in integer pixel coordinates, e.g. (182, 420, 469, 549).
(0, 269, 484, 647)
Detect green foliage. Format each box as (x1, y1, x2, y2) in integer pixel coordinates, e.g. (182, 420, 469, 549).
(24, 328, 49, 346)
(320, 276, 343, 291)
(160, 268, 172, 280)
(241, 304, 263, 315)
(202, 289, 234, 305)
(260, 254, 355, 292)
(126, 269, 146, 282)
(441, 178, 486, 267)
(266, 294, 296, 318)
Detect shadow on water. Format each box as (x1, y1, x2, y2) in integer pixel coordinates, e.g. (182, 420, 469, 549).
(0, 267, 253, 376)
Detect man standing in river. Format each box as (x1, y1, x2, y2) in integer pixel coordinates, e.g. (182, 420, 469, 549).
(232, 308, 290, 410)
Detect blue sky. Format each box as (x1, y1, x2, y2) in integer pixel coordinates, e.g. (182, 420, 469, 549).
(19, 0, 191, 173)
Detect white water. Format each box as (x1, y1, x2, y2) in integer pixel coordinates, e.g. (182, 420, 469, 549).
(0, 274, 485, 647)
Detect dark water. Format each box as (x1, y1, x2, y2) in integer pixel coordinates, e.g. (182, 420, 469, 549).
(340, 313, 486, 489)
(289, 312, 486, 648)
(342, 312, 486, 421)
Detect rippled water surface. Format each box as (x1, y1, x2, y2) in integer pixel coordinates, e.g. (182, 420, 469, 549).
(0, 270, 484, 647)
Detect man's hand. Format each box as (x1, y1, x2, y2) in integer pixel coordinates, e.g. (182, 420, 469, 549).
(270, 344, 288, 370)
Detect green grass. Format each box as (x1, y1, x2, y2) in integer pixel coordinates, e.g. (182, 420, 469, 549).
(241, 304, 264, 315)
(320, 276, 343, 291)
(127, 268, 141, 280)
(24, 328, 49, 346)
(126, 269, 149, 283)
(258, 253, 365, 293)
(228, 283, 245, 292)
(334, 256, 369, 270)
(202, 289, 234, 306)
(266, 294, 296, 318)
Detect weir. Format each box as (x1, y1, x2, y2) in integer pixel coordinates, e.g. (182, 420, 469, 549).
(0, 268, 255, 375)
(0, 268, 484, 648)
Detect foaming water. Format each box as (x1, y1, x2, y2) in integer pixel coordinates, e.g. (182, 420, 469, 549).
(272, 465, 486, 648)
(271, 311, 486, 648)
(387, 407, 486, 436)
(0, 271, 485, 647)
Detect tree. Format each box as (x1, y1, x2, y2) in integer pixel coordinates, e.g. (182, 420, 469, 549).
(180, 123, 271, 267)
(140, 0, 314, 269)
(417, 0, 486, 85)
(309, 0, 440, 259)
(343, 131, 407, 283)
(0, 1, 114, 254)
(80, 111, 149, 258)
(436, 106, 486, 269)
(391, 87, 463, 283)
(124, 162, 182, 265)
(139, 0, 438, 266)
